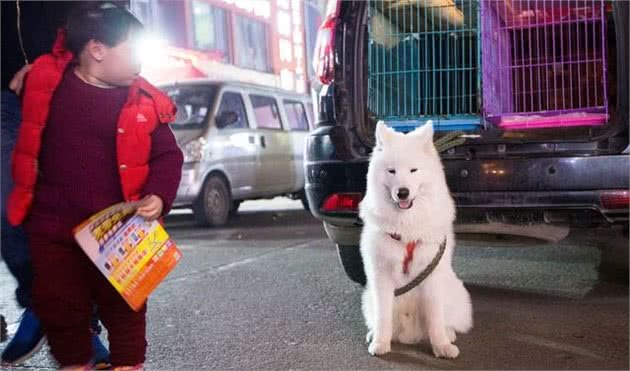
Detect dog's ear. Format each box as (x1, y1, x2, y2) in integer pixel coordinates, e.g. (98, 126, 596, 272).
(409, 120, 434, 147)
(375, 121, 394, 149)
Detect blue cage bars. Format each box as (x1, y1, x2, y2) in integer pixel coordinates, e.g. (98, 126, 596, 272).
(367, 0, 481, 131)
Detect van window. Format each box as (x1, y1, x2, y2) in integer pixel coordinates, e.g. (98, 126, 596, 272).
(283, 100, 309, 131)
(250, 95, 283, 130)
(216, 91, 249, 129)
(166, 86, 218, 130)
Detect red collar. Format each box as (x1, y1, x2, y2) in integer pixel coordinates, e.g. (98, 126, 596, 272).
(388, 233, 419, 275)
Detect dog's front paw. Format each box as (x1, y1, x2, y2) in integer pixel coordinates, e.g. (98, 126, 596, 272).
(368, 339, 391, 356)
(432, 343, 459, 359)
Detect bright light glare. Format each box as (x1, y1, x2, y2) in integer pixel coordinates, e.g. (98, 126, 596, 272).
(136, 35, 168, 68)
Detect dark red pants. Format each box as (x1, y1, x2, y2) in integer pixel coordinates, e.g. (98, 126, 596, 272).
(29, 235, 146, 367)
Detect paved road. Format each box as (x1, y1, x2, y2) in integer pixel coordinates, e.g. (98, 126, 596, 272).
(1, 199, 627, 369)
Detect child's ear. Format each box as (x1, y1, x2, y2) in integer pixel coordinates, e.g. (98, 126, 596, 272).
(85, 39, 107, 62)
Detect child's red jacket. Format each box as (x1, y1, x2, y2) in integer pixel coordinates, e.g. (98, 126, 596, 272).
(8, 30, 180, 226)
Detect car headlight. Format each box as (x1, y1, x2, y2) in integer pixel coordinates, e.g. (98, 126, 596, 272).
(183, 138, 206, 163)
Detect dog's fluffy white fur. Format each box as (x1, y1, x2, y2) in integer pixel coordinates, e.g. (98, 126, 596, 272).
(360, 122, 472, 358)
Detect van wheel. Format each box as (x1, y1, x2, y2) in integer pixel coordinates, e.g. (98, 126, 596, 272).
(229, 200, 242, 217)
(193, 175, 231, 227)
(337, 245, 366, 286)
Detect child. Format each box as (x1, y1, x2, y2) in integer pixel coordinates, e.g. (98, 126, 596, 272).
(7, 3, 183, 368)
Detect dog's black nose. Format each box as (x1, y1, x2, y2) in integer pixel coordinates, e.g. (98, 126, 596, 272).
(397, 188, 410, 200)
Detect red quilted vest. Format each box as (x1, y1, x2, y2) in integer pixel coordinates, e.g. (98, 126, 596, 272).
(7, 30, 176, 226)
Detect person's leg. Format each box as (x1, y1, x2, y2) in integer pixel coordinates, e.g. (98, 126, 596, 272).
(1, 90, 32, 309)
(93, 266, 146, 368)
(91, 306, 111, 369)
(29, 235, 93, 367)
(1, 91, 19, 201)
(0, 90, 44, 366)
(0, 219, 31, 308)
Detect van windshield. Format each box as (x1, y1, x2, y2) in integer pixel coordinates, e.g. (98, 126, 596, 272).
(165, 85, 218, 130)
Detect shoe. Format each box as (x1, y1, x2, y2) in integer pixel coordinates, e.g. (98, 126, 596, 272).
(92, 334, 111, 370)
(0, 309, 45, 366)
(1, 315, 7, 342)
(112, 364, 143, 371)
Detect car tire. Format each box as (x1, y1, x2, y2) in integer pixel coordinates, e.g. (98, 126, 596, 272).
(337, 245, 366, 286)
(229, 200, 242, 217)
(300, 190, 310, 211)
(193, 175, 231, 227)
(598, 226, 629, 282)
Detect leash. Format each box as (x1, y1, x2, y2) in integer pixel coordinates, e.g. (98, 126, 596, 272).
(434, 131, 466, 153)
(394, 238, 447, 297)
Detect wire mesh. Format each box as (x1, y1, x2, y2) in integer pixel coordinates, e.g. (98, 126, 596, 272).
(367, 0, 610, 131)
(367, 0, 481, 130)
(481, 0, 608, 129)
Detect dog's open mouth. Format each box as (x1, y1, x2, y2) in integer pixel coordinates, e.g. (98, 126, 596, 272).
(397, 199, 414, 210)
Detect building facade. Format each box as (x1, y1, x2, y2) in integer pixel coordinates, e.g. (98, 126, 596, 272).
(131, 0, 322, 93)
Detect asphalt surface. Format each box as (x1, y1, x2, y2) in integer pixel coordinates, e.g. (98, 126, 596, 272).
(1, 198, 628, 370)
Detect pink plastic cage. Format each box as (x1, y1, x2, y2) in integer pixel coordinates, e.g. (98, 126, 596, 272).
(481, 0, 608, 129)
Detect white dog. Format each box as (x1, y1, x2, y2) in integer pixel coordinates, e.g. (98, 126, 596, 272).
(360, 121, 472, 359)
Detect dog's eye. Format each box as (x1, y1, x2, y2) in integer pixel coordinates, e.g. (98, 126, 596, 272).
(410, 168, 418, 173)
(388, 169, 396, 174)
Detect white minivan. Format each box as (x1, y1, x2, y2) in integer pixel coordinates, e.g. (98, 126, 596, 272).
(161, 80, 315, 227)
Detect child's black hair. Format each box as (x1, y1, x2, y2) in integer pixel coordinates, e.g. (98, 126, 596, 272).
(65, 2, 143, 56)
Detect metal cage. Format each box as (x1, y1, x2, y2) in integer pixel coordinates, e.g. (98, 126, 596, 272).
(367, 0, 481, 131)
(366, 0, 610, 132)
(481, 0, 608, 129)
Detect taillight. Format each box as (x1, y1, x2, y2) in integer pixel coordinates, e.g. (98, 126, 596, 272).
(600, 190, 630, 210)
(321, 192, 363, 213)
(312, 0, 340, 85)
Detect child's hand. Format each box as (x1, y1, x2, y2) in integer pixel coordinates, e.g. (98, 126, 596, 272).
(136, 195, 164, 221)
(10, 64, 32, 95)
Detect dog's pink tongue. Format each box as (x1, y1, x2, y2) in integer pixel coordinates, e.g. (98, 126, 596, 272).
(398, 200, 412, 209)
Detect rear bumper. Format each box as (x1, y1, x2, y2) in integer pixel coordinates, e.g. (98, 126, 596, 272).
(453, 191, 628, 225)
(305, 132, 629, 245)
(314, 188, 629, 246)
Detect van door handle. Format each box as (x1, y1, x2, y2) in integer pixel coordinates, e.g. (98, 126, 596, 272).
(260, 135, 266, 148)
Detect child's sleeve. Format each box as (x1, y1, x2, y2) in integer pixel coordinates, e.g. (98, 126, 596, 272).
(142, 124, 184, 215)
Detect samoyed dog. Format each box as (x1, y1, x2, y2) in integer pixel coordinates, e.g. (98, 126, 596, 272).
(360, 121, 472, 359)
